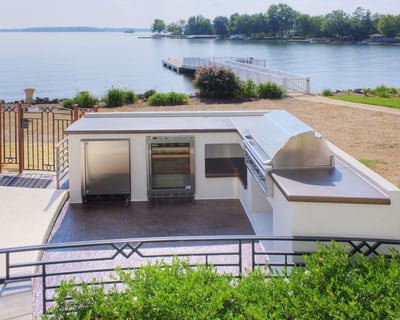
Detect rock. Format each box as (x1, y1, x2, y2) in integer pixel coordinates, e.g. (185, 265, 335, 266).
(353, 88, 363, 94)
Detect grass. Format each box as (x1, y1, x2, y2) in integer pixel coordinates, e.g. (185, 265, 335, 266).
(328, 95, 400, 109)
(358, 158, 384, 169)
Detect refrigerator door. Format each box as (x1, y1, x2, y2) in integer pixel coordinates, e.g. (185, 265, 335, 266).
(82, 139, 130, 200)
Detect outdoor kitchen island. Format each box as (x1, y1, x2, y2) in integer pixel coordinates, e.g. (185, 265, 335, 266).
(65, 110, 400, 240)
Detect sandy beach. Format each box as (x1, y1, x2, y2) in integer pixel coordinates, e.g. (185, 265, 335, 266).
(103, 94, 400, 187)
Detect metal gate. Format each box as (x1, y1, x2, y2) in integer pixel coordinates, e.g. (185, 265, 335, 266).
(0, 103, 96, 173)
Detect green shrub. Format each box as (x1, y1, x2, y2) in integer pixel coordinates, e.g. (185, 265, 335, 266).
(147, 91, 188, 106)
(123, 89, 137, 104)
(233, 242, 400, 319)
(44, 259, 233, 319)
(257, 82, 285, 99)
(60, 98, 74, 109)
(103, 88, 137, 108)
(241, 79, 258, 99)
(61, 92, 98, 109)
(75, 92, 98, 109)
(372, 85, 398, 98)
(193, 66, 242, 99)
(322, 88, 333, 96)
(105, 88, 124, 107)
(44, 243, 400, 319)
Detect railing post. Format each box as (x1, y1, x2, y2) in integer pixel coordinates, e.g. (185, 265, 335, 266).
(55, 142, 61, 190)
(17, 102, 24, 173)
(283, 78, 288, 93)
(0, 102, 3, 173)
(239, 239, 242, 275)
(42, 264, 47, 315)
(72, 104, 79, 123)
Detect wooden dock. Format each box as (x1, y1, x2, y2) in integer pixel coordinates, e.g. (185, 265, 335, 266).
(162, 59, 197, 74)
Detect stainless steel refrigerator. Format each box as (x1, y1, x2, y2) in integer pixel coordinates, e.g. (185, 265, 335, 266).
(82, 139, 131, 201)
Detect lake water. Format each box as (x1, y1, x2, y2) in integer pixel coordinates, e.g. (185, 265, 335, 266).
(0, 32, 399, 102)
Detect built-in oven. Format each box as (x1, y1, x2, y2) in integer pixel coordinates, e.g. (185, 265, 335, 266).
(147, 136, 195, 199)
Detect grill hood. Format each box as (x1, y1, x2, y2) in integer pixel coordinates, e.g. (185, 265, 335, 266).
(243, 110, 334, 196)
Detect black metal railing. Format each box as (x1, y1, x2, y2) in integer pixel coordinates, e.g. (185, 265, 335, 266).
(1, 235, 400, 315)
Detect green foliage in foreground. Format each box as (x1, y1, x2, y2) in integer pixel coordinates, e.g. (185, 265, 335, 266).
(44, 242, 400, 319)
(147, 91, 189, 106)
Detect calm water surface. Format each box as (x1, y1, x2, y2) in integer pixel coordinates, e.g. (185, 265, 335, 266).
(0, 32, 399, 101)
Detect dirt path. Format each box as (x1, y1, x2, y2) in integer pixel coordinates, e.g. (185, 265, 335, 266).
(103, 94, 400, 187)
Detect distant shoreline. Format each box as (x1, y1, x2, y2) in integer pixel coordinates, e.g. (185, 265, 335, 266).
(1, 27, 399, 45)
(0, 26, 150, 33)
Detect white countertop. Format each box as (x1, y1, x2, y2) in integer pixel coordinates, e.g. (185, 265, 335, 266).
(65, 111, 268, 134)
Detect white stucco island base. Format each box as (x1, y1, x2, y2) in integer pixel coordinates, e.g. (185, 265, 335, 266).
(65, 110, 400, 240)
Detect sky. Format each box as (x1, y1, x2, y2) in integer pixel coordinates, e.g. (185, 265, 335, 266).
(0, 0, 399, 29)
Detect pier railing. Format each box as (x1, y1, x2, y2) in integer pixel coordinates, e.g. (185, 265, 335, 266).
(1, 235, 399, 314)
(182, 57, 310, 94)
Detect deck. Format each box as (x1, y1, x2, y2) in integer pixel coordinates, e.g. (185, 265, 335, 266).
(162, 59, 197, 74)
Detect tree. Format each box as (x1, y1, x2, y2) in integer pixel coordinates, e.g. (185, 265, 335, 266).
(309, 16, 325, 38)
(213, 16, 229, 36)
(185, 15, 214, 35)
(151, 18, 166, 33)
(294, 13, 323, 38)
(251, 13, 269, 36)
(321, 10, 350, 38)
(230, 14, 253, 35)
(229, 13, 268, 36)
(267, 3, 295, 38)
(378, 15, 400, 38)
(167, 20, 186, 36)
(349, 7, 377, 40)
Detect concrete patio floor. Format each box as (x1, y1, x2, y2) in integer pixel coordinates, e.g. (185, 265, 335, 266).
(49, 198, 255, 243)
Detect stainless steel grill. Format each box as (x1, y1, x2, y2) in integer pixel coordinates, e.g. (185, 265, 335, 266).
(243, 110, 334, 196)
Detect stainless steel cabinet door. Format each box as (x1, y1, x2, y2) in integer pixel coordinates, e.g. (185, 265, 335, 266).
(82, 139, 130, 198)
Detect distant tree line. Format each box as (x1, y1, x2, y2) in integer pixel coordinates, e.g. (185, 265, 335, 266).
(151, 3, 400, 40)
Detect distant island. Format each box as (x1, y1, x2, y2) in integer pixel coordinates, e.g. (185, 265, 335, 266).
(0, 26, 150, 33)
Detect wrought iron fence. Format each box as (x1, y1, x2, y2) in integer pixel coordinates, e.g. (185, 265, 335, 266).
(1, 235, 400, 315)
(0, 103, 97, 174)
